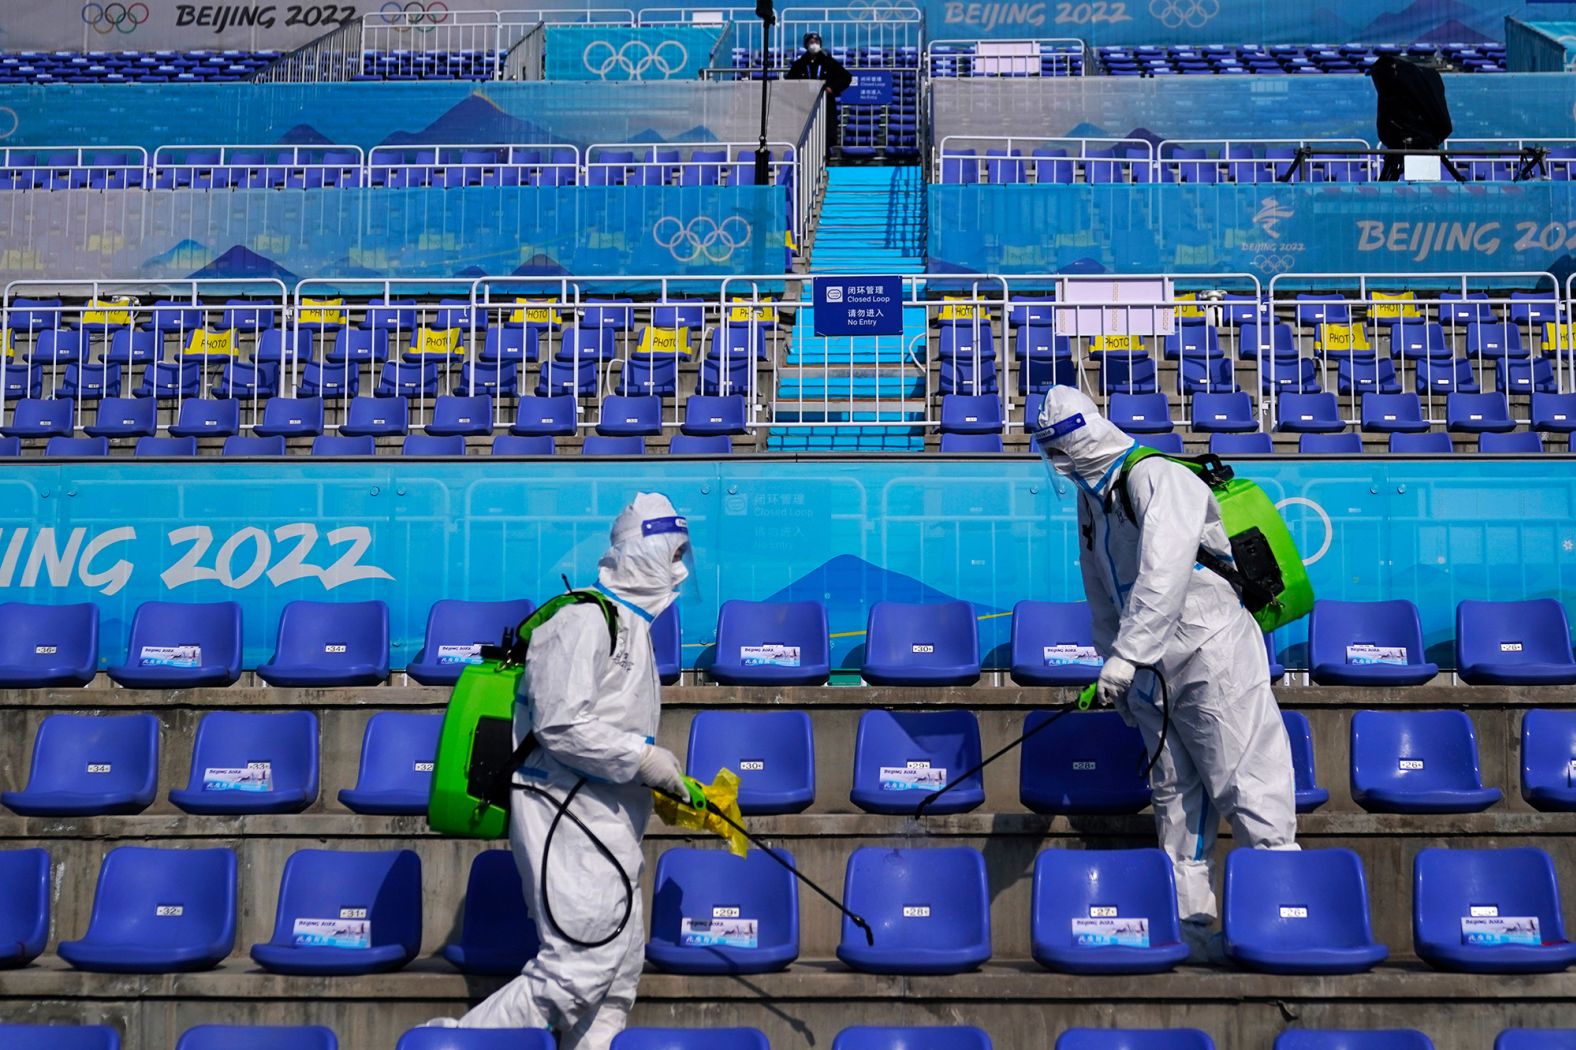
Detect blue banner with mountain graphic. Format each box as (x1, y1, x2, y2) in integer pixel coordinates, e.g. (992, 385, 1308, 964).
(929, 182, 1576, 282)
(2, 457, 1574, 674)
(0, 184, 784, 281)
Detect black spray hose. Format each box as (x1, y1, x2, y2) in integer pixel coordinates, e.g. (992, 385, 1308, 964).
(521, 778, 635, 950)
(655, 788, 876, 947)
(915, 702, 1082, 819)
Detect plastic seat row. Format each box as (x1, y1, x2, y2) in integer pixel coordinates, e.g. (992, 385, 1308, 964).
(3, 1027, 1572, 1050)
(0, 431, 734, 458)
(0, 49, 276, 85)
(7, 841, 1574, 978)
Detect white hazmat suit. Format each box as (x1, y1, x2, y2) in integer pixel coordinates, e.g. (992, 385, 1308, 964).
(1034, 389, 1298, 940)
(439, 492, 694, 1049)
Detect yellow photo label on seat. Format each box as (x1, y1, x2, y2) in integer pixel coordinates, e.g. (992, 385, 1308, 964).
(637, 326, 693, 357)
(299, 297, 347, 326)
(510, 299, 561, 325)
(1093, 334, 1142, 352)
(184, 329, 236, 357)
(1316, 323, 1371, 351)
(413, 327, 461, 356)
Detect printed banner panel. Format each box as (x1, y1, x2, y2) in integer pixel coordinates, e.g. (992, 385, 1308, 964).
(1, 457, 1572, 673)
(544, 25, 722, 81)
(929, 182, 1576, 282)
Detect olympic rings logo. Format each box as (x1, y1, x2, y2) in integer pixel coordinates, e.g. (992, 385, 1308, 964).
(583, 39, 689, 80)
(843, 0, 919, 21)
(1148, 0, 1219, 29)
(1251, 253, 1298, 275)
(653, 215, 751, 264)
(378, 1, 451, 31)
(81, 2, 150, 35)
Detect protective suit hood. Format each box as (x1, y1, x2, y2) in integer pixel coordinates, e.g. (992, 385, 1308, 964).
(1034, 387, 1137, 499)
(597, 492, 690, 618)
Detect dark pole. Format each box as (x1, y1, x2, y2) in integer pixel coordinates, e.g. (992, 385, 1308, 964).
(754, 1, 774, 184)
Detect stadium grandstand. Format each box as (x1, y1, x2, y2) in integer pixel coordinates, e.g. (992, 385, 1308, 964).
(4, 0, 1576, 1048)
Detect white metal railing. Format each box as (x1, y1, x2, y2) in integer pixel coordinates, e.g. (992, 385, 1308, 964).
(637, 5, 753, 24)
(924, 38, 1086, 78)
(149, 145, 367, 190)
(367, 144, 580, 188)
(1443, 138, 1576, 181)
(731, 5, 924, 70)
(252, 14, 362, 82)
(934, 136, 1154, 185)
(0, 146, 149, 190)
(1155, 138, 1375, 184)
(500, 22, 548, 80)
(360, 9, 514, 80)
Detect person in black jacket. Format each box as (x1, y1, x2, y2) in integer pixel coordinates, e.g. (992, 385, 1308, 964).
(786, 33, 852, 156)
(1368, 54, 1455, 181)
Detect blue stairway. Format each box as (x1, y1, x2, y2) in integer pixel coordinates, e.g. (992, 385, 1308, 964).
(770, 165, 929, 451)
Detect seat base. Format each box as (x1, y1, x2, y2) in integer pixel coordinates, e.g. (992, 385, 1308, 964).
(1458, 662, 1576, 686)
(107, 666, 241, 689)
(645, 943, 798, 974)
(835, 945, 991, 975)
(851, 788, 984, 816)
(1020, 791, 1151, 816)
(1032, 942, 1189, 975)
(1353, 788, 1502, 814)
(170, 789, 314, 815)
(337, 789, 429, 815)
(1294, 787, 1331, 813)
(256, 664, 387, 687)
(1225, 943, 1389, 975)
(58, 940, 230, 973)
(0, 666, 96, 688)
(251, 942, 415, 976)
(1310, 663, 1439, 686)
(861, 668, 982, 687)
(1419, 943, 1576, 974)
(709, 666, 833, 687)
(1, 790, 152, 817)
(1009, 667, 1100, 687)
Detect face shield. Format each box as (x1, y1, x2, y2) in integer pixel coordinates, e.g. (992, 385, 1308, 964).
(641, 513, 696, 597)
(1033, 411, 1087, 499)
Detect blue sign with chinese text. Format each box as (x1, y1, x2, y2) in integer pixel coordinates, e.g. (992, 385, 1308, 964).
(813, 276, 903, 335)
(843, 70, 894, 106)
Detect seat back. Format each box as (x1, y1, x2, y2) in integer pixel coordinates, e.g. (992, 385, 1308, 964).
(263, 848, 422, 954)
(1274, 1033, 1434, 1050)
(1351, 709, 1489, 795)
(1031, 847, 1180, 953)
(14, 712, 158, 797)
(1414, 847, 1568, 948)
(611, 1030, 769, 1050)
(582, 435, 644, 456)
(1299, 433, 1363, 454)
(46, 436, 109, 457)
(222, 435, 286, 457)
(1479, 431, 1543, 453)
(124, 600, 242, 676)
(1224, 848, 1377, 951)
(852, 709, 983, 804)
(1309, 599, 1428, 669)
(1522, 708, 1576, 803)
(180, 710, 318, 798)
(712, 600, 830, 682)
(136, 436, 199, 457)
(0, 848, 50, 962)
(79, 846, 236, 954)
(863, 601, 980, 681)
(261, 396, 326, 431)
(648, 846, 799, 958)
(313, 435, 376, 456)
(686, 710, 815, 813)
(0, 602, 96, 666)
(397, 1028, 555, 1049)
(0, 1026, 121, 1050)
(445, 848, 541, 975)
(433, 394, 491, 429)
(841, 847, 989, 953)
(1458, 599, 1574, 672)
(176, 1025, 337, 1050)
(831, 1028, 992, 1050)
(682, 395, 746, 435)
(417, 599, 535, 668)
(1389, 432, 1452, 453)
(1282, 710, 1321, 795)
(348, 712, 442, 797)
(272, 600, 389, 675)
(1211, 432, 1273, 454)
(1494, 1030, 1576, 1050)
(1055, 1031, 1215, 1050)
(1019, 709, 1149, 812)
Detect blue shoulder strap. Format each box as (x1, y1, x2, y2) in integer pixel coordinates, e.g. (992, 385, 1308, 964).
(592, 581, 655, 624)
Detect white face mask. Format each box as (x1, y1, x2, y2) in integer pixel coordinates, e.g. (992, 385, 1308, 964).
(807, 42, 822, 53)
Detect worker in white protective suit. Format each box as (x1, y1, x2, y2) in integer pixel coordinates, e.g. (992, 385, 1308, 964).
(429, 491, 702, 1047)
(1033, 388, 1298, 958)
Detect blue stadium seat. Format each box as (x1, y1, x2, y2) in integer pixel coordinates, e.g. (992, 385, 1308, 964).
(1479, 431, 1542, 453)
(1294, 296, 1351, 327)
(340, 395, 409, 437)
(612, 1030, 768, 1050)
(1009, 600, 1100, 686)
(397, 1029, 555, 1049)
(1283, 710, 1328, 812)
(1098, 357, 1157, 396)
(338, 711, 443, 815)
(1274, 1033, 1434, 1049)
(670, 434, 732, 454)
(211, 360, 278, 400)
(1, 364, 43, 400)
(3, 713, 158, 816)
(378, 362, 441, 400)
(104, 328, 161, 366)
(169, 710, 319, 815)
(251, 848, 421, 975)
(408, 598, 535, 685)
(58, 845, 236, 973)
(1456, 599, 1576, 685)
(1413, 847, 1576, 973)
(1497, 358, 1556, 396)
(1107, 392, 1172, 434)
(1030, 847, 1187, 974)
(84, 396, 156, 437)
(617, 355, 678, 398)
(136, 436, 198, 456)
(1532, 392, 1576, 434)
(598, 394, 663, 437)
(851, 709, 983, 814)
(1446, 392, 1514, 433)
(1189, 392, 1257, 433)
(832, 1028, 992, 1050)
(0, 397, 74, 438)
(0, 601, 99, 686)
(685, 710, 815, 814)
(697, 353, 752, 397)
(0, 1026, 121, 1049)
(257, 600, 390, 686)
(709, 600, 829, 686)
(682, 395, 746, 436)
(1223, 848, 1387, 974)
(836, 847, 990, 974)
(649, 602, 681, 685)
(253, 329, 314, 366)
(1414, 357, 1481, 395)
(1360, 393, 1428, 433)
(31, 328, 85, 365)
(59, 362, 122, 401)
(512, 395, 577, 436)
(1164, 323, 1221, 360)
(0, 436, 17, 456)
(1387, 321, 1451, 362)
(1263, 357, 1321, 396)
(1019, 709, 1148, 814)
(177, 1025, 337, 1050)
(107, 600, 242, 688)
(441, 849, 540, 976)
(537, 358, 600, 398)
(313, 435, 377, 456)
(940, 394, 1002, 434)
(329, 328, 389, 365)
(1389, 432, 1453, 453)
(647, 846, 799, 974)
(1495, 1033, 1576, 1050)
(482, 325, 537, 365)
(1350, 709, 1501, 813)
(1336, 358, 1400, 398)
(1465, 322, 1526, 360)
(252, 396, 325, 437)
(1309, 599, 1438, 685)
(1055, 1031, 1214, 1050)
(426, 394, 493, 437)
(455, 361, 519, 399)
(1522, 709, 1576, 811)
(861, 600, 980, 685)
(1276, 392, 1344, 433)
(1178, 356, 1236, 395)
(135, 361, 203, 400)
(0, 847, 49, 968)
(938, 354, 997, 396)
(46, 435, 108, 457)
(493, 434, 555, 455)
(167, 397, 239, 438)
(1135, 433, 1184, 453)
(1240, 322, 1297, 360)
(1299, 433, 1363, 454)
(221, 434, 286, 457)
(1211, 432, 1273, 454)
(296, 362, 357, 400)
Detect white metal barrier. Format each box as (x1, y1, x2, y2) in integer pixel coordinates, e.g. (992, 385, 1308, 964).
(366, 144, 580, 188)
(0, 146, 148, 190)
(934, 135, 1154, 185)
(1155, 138, 1375, 184)
(150, 145, 366, 190)
(924, 38, 1086, 78)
